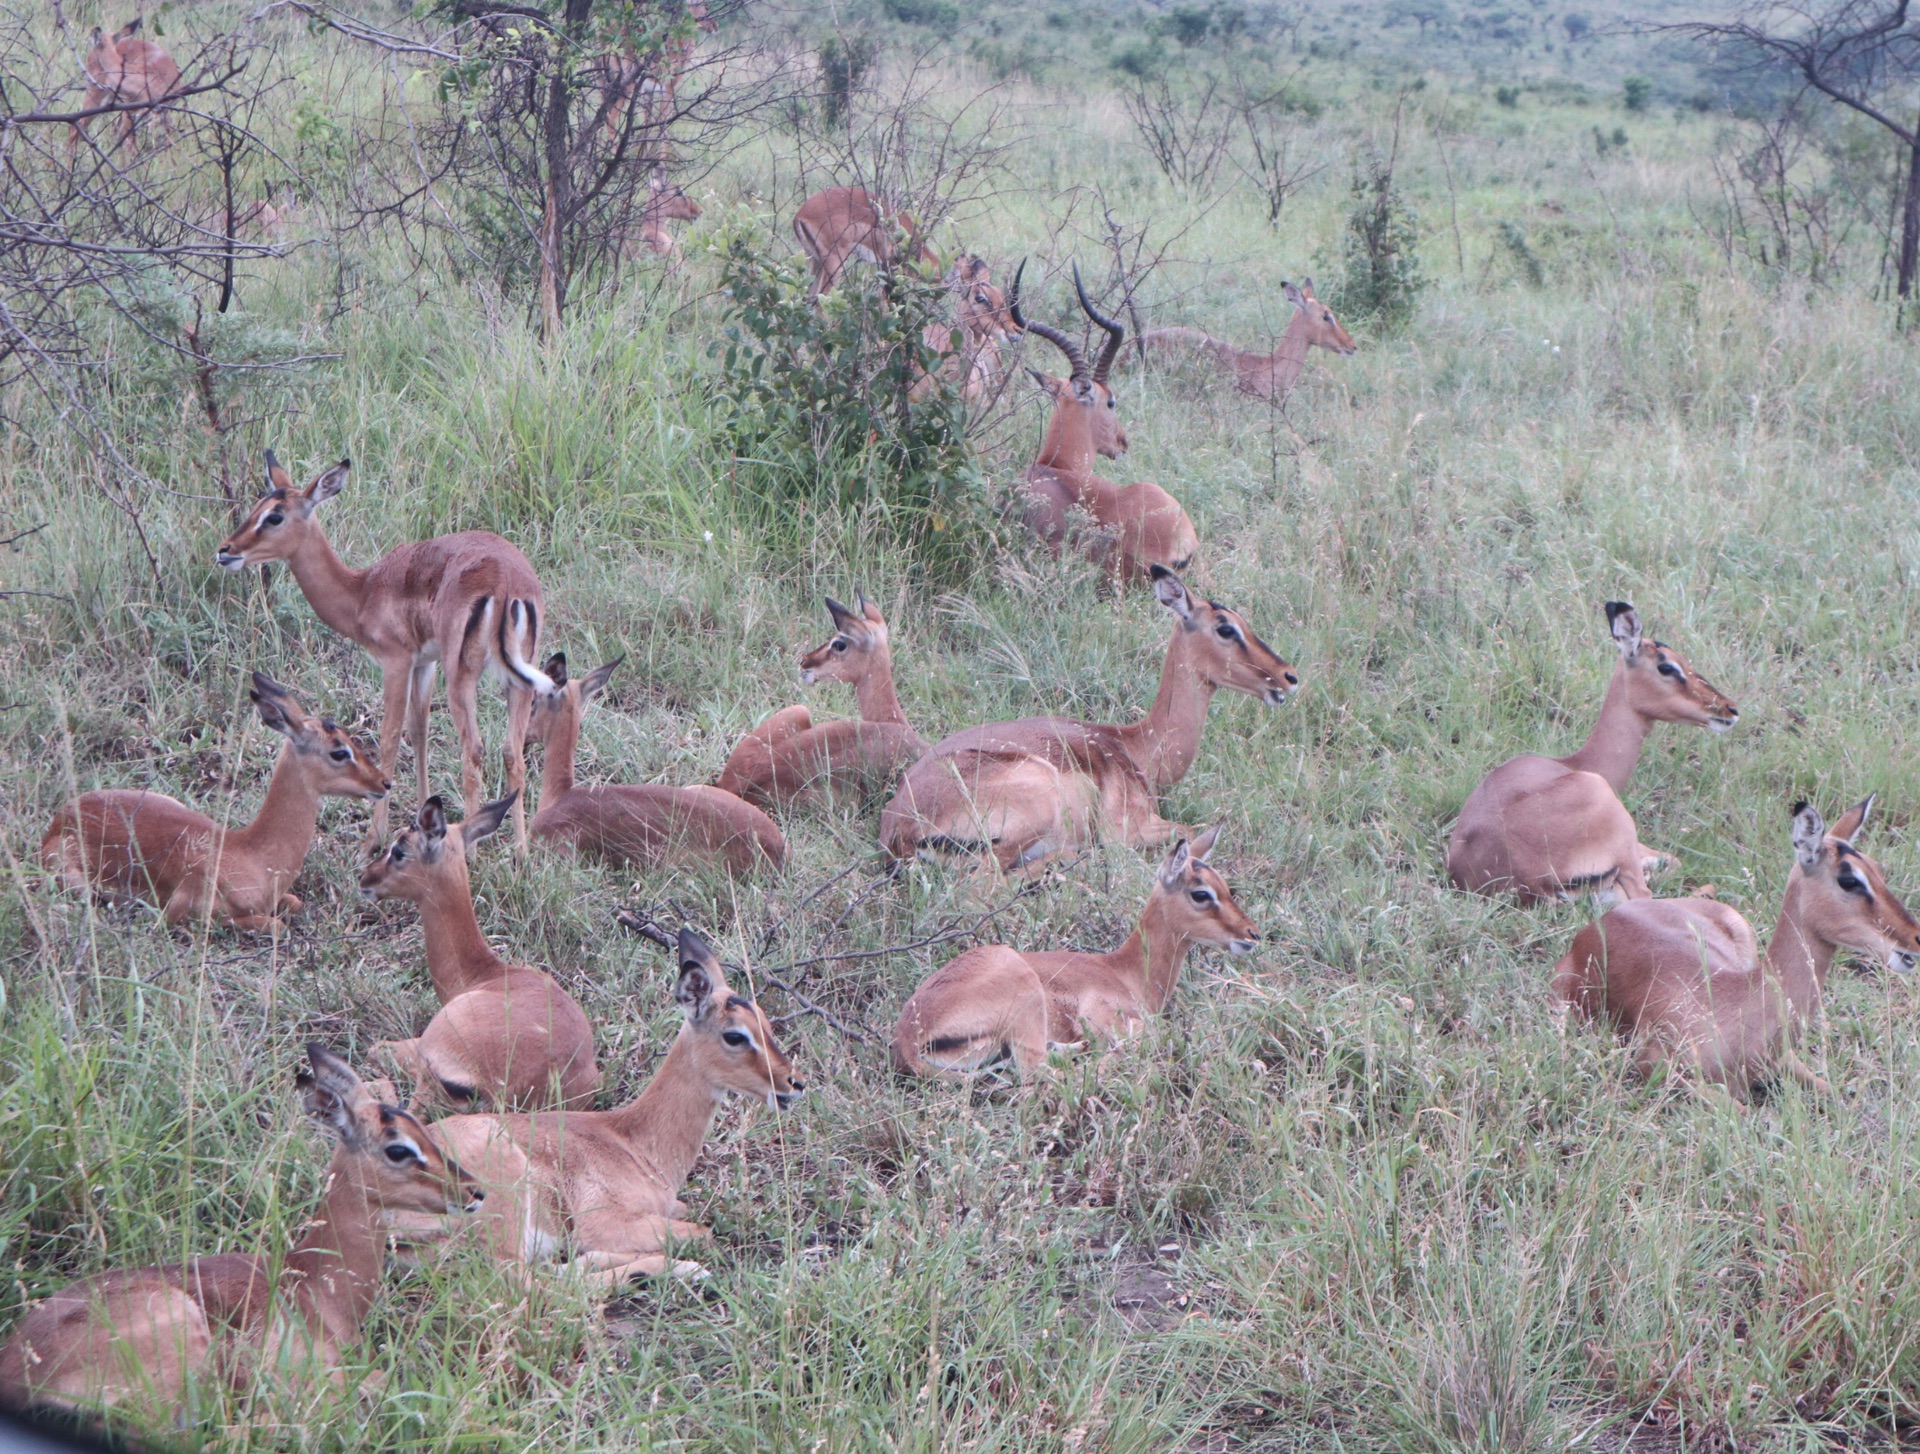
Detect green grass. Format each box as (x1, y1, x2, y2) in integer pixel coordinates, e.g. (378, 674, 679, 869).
(7, 4, 1920, 1450)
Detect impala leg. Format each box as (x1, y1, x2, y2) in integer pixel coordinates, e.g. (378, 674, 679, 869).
(503, 682, 533, 857)
(367, 662, 414, 851)
(444, 668, 488, 827)
(1779, 1046, 1832, 1098)
(407, 656, 438, 809)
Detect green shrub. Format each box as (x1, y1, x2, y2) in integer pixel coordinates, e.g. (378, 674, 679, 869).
(1331, 147, 1426, 332)
(1494, 85, 1520, 108)
(1623, 75, 1652, 112)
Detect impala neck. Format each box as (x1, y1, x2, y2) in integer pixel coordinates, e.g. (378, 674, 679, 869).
(1033, 393, 1096, 479)
(538, 708, 580, 811)
(1763, 874, 1835, 1029)
(224, 743, 321, 883)
(417, 868, 510, 1000)
(276, 1158, 387, 1359)
(1105, 893, 1199, 1013)
(1556, 661, 1650, 795)
(606, 1030, 724, 1190)
(1269, 314, 1312, 390)
(285, 527, 371, 643)
(1116, 627, 1217, 789)
(854, 646, 910, 727)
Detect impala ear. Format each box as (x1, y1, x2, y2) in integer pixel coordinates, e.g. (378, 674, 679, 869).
(1160, 838, 1193, 885)
(1282, 281, 1306, 308)
(417, 796, 450, 856)
(263, 448, 294, 496)
(1605, 601, 1642, 662)
(543, 652, 569, 688)
(462, 792, 517, 849)
(1300, 275, 1317, 296)
(824, 595, 859, 632)
(1151, 564, 1195, 622)
(299, 1044, 373, 1147)
(1791, 800, 1828, 873)
(249, 671, 303, 737)
(115, 17, 142, 40)
(307, 458, 350, 506)
(675, 928, 723, 1021)
(1831, 794, 1875, 846)
(579, 656, 623, 702)
(1189, 823, 1223, 863)
(1026, 367, 1054, 395)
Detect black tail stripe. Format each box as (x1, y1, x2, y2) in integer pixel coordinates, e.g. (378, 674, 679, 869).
(462, 596, 490, 657)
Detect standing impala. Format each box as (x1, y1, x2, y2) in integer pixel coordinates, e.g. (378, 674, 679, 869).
(716, 592, 928, 809)
(791, 185, 938, 299)
(69, 18, 180, 155)
(389, 929, 802, 1286)
(0, 1047, 481, 1420)
(1447, 602, 1738, 903)
(40, 672, 389, 933)
(360, 795, 601, 1113)
(894, 826, 1259, 1078)
(880, 567, 1296, 871)
(1554, 798, 1920, 1101)
(1139, 278, 1357, 400)
(529, 653, 786, 874)
(1016, 268, 1197, 580)
(215, 452, 557, 854)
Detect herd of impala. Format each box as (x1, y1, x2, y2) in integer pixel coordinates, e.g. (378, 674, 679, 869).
(10, 40, 1917, 1427)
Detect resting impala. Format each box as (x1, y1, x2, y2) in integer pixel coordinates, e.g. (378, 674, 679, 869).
(215, 452, 557, 854)
(360, 795, 601, 1113)
(880, 567, 1296, 871)
(1016, 268, 1197, 580)
(529, 653, 786, 874)
(912, 256, 1022, 407)
(716, 592, 928, 809)
(1554, 798, 1920, 1101)
(791, 185, 939, 299)
(1139, 278, 1357, 400)
(69, 18, 180, 155)
(1447, 602, 1737, 904)
(40, 672, 388, 933)
(0, 1046, 480, 1421)
(388, 928, 801, 1286)
(894, 826, 1259, 1078)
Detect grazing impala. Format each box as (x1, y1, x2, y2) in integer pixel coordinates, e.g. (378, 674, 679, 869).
(40, 673, 389, 933)
(880, 567, 1296, 871)
(529, 653, 785, 874)
(635, 170, 701, 256)
(0, 1046, 480, 1420)
(893, 826, 1259, 1078)
(69, 18, 180, 155)
(360, 795, 601, 1114)
(912, 256, 1022, 407)
(1139, 278, 1357, 400)
(1554, 798, 1920, 1102)
(215, 452, 557, 854)
(791, 185, 938, 299)
(1447, 603, 1738, 903)
(716, 592, 928, 809)
(390, 928, 802, 1286)
(1016, 268, 1197, 580)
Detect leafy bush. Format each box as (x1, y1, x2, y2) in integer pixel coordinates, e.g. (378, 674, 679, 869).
(1494, 85, 1520, 108)
(1623, 75, 1652, 112)
(710, 234, 992, 582)
(1331, 147, 1426, 331)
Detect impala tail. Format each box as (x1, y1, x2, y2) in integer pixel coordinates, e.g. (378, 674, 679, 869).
(479, 596, 557, 697)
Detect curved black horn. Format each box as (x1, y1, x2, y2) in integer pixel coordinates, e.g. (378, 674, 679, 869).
(1074, 262, 1125, 385)
(1010, 262, 1087, 381)
(1005, 257, 1028, 332)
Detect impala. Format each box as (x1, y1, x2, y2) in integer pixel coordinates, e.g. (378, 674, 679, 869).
(598, 0, 714, 142)
(40, 672, 388, 933)
(215, 452, 556, 853)
(0, 1047, 480, 1420)
(1554, 798, 1920, 1101)
(791, 185, 938, 300)
(893, 826, 1259, 1078)
(716, 592, 928, 809)
(1139, 278, 1357, 400)
(635, 170, 701, 256)
(69, 18, 179, 155)
(360, 795, 601, 1113)
(529, 653, 786, 874)
(388, 928, 801, 1286)
(912, 256, 1022, 407)
(880, 567, 1296, 871)
(1015, 268, 1197, 580)
(1447, 603, 1738, 903)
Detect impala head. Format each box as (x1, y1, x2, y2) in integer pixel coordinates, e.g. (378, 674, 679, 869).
(1155, 826, 1261, 954)
(528, 651, 622, 749)
(673, 928, 804, 1109)
(1010, 262, 1128, 459)
(1603, 602, 1738, 731)
(647, 170, 701, 222)
(1284, 278, 1357, 356)
(250, 671, 389, 801)
(216, 451, 349, 570)
(359, 793, 515, 899)
(800, 590, 889, 686)
(1789, 798, 1920, 974)
(950, 255, 1017, 344)
(1152, 565, 1298, 707)
(299, 1044, 483, 1216)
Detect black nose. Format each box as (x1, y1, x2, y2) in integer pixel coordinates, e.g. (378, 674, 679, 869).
(789, 1078, 806, 1092)
(1282, 671, 1299, 686)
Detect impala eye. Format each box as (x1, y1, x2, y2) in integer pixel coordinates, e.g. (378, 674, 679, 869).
(1658, 662, 1683, 679)
(830, 638, 848, 652)
(383, 1144, 420, 1166)
(389, 844, 405, 864)
(330, 747, 352, 762)
(1214, 622, 1238, 640)
(263, 512, 285, 527)
(1838, 872, 1869, 896)
(722, 1029, 753, 1049)
(1190, 889, 1216, 906)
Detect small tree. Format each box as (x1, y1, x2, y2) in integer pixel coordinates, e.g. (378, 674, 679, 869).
(1332, 141, 1426, 330)
(1623, 75, 1653, 111)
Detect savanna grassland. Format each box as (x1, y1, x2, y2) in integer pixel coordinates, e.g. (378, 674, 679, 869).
(7, 1, 1920, 1450)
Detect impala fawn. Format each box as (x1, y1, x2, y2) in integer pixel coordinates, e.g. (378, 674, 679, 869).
(893, 826, 1259, 1078)
(40, 673, 388, 933)
(1554, 798, 1920, 1102)
(791, 185, 939, 299)
(880, 567, 1296, 871)
(1139, 278, 1357, 400)
(387, 929, 802, 1286)
(360, 795, 601, 1114)
(69, 18, 180, 155)
(216, 452, 557, 854)
(716, 592, 928, 809)
(0, 1047, 480, 1421)
(529, 653, 785, 874)
(1447, 602, 1737, 903)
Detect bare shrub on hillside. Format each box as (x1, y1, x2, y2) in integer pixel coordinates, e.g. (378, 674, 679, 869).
(1709, 104, 1850, 284)
(1120, 68, 1236, 195)
(1230, 71, 1328, 227)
